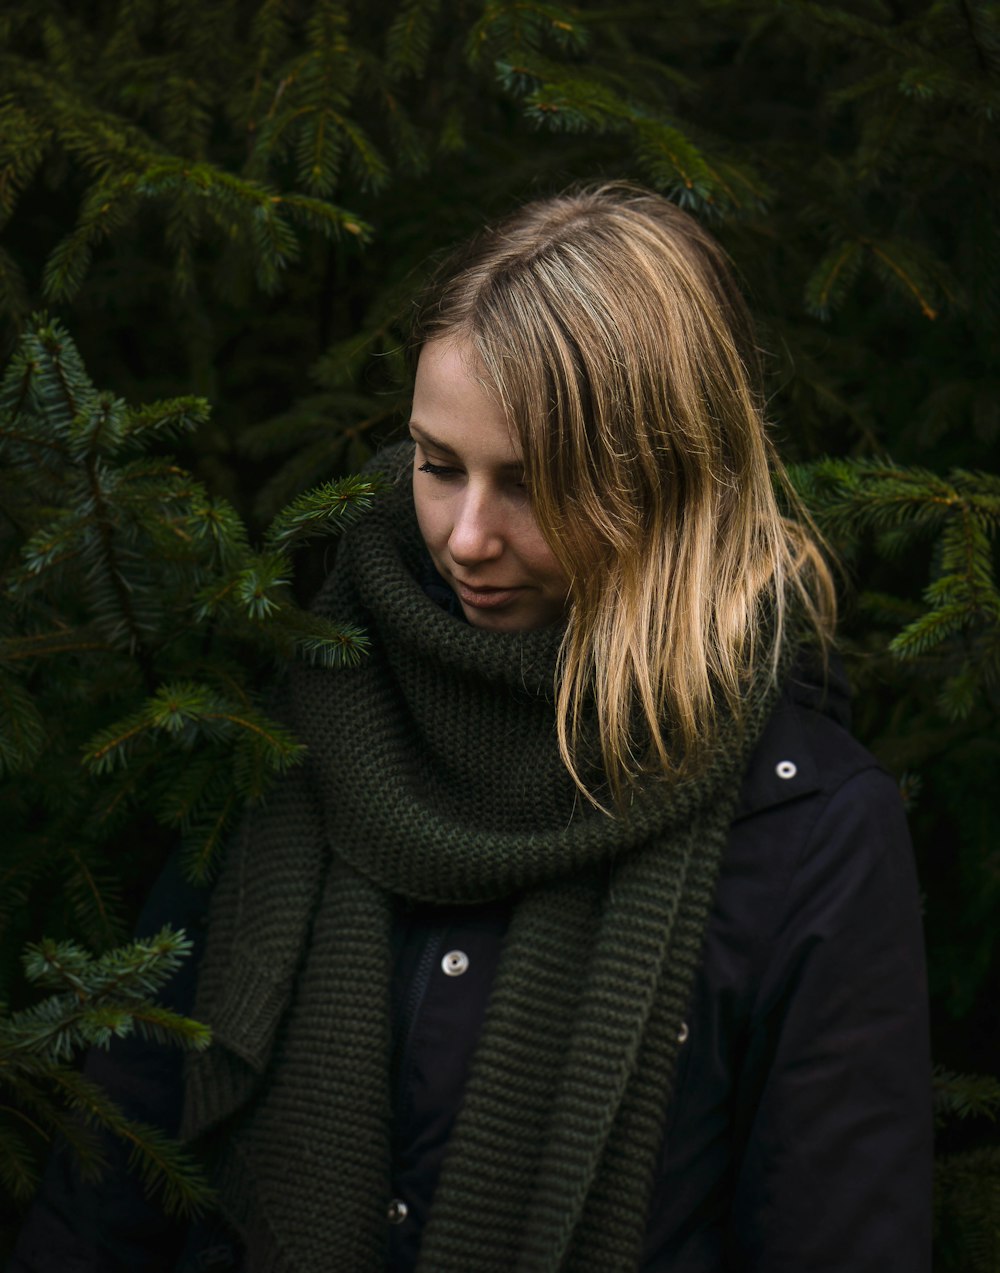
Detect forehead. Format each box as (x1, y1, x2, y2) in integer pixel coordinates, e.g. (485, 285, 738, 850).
(410, 339, 522, 462)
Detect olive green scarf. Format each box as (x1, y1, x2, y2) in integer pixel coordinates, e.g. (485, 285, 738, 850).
(182, 467, 784, 1272)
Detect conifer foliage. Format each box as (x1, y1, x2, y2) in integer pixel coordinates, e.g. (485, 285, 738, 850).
(0, 317, 379, 1222)
(792, 459, 1000, 721)
(1, 928, 212, 1213)
(934, 1069, 1000, 1271)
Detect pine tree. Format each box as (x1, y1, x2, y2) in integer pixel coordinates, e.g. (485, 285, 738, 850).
(788, 457, 1000, 1273)
(0, 316, 380, 1226)
(1, 929, 213, 1213)
(933, 1068, 1000, 1271)
(791, 459, 1000, 722)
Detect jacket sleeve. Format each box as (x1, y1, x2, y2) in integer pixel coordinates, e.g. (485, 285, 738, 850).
(6, 852, 207, 1273)
(726, 766, 933, 1273)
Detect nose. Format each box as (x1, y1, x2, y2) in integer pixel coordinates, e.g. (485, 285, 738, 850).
(447, 482, 505, 567)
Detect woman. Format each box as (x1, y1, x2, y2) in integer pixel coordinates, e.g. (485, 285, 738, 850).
(11, 184, 932, 1272)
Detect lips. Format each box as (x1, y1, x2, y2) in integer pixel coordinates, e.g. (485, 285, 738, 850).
(453, 579, 525, 609)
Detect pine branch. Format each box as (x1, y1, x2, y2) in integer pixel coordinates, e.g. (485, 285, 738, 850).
(122, 396, 209, 446)
(21, 318, 96, 439)
(60, 842, 126, 950)
(386, 0, 443, 80)
(0, 674, 46, 776)
(44, 1066, 214, 1217)
(935, 1145, 1000, 1273)
(0, 94, 54, 226)
(263, 472, 383, 550)
(179, 787, 240, 884)
(19, 927, 198, 1006)
(465, 0, 589, 69)
(42, 180, 141, 304)
(862, 236, 940, 320)
(0, 246, 30, 324)
(0, 1122, 41, 1200)
(234, 552, 291, 620)
(795, 460, 1000, 711)
(772, 0, 937, 62)
(83, 683, 306, 775)
(265, 605, 371, 668)
(804, 240, 864, 318)
(0, 1072, 107, 1182)
(0, 925, 212, 1200)
(85, 446, 157, 685)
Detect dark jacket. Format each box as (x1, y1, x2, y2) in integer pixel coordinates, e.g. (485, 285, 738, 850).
(9, 665, 933, 1273)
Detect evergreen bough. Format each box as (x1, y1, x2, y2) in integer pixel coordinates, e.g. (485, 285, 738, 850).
(1, 929, 212, 1214)
(0, 316, 380, 1217)
(933, 1068, 1000, 1272)
(791, 458, 1000, 721)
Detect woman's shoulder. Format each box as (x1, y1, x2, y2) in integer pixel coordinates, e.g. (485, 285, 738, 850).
(704, 650, 923, 1050)
(721, 646, 913, 928)
(720, 650, 917, 957)
(735, 650, 895, 825)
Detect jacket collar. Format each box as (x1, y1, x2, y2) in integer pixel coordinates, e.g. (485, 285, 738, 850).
(734, 651, 850, 820)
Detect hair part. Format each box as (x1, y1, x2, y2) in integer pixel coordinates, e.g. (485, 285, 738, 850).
(410, 183, 837, 808)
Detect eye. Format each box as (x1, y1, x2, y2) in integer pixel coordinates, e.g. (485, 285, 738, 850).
(417, 459, 460, 480)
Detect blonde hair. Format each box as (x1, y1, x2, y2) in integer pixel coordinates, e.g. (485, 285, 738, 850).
(410, 183, 836, 806)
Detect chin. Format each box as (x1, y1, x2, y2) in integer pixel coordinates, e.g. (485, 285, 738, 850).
(463, 607, 523, 632)
(461, 603, 557, 633)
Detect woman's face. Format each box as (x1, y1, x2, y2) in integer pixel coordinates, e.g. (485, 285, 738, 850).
(409, 339, 570, 632)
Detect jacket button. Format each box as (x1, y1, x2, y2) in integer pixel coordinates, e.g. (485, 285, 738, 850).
(442, 949, 469, 976)
(677, 1021, 689, 1044)
(775, 760, 797, 779)
(387, 1198, 408, 1224)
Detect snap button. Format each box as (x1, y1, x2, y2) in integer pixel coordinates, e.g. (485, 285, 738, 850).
(387, 1197, 408, 1225)
(775, 760, 797, 780)
(442, 949, 469, 976)
(677, 1021, 689, 1044)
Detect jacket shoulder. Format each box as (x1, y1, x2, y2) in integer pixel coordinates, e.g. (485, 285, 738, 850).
(735, 672, 888, 823)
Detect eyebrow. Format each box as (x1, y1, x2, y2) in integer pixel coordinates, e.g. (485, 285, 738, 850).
(408, 421, 525, 472)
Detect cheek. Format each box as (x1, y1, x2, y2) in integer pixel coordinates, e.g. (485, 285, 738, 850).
(544, 553, 570, 592)
(412, 473, 437, 543)
(524, 529, 569, 590)
(412, 475, 454, 567)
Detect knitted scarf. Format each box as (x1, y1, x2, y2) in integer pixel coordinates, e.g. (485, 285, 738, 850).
(182, 462, 785, 1273)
